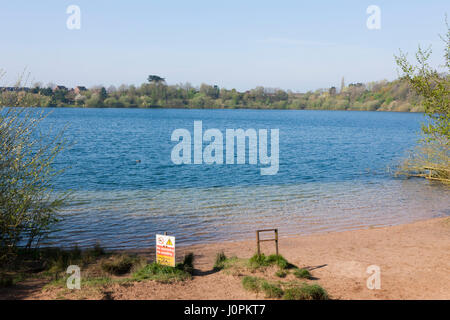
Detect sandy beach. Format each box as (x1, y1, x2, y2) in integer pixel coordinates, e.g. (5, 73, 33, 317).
(2, 217, 449, 300)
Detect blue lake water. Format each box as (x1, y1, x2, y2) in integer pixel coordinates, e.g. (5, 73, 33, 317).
(37, 108, 449, 249)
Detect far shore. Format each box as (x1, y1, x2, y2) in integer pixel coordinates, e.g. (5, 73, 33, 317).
(2, 216, 449, 300)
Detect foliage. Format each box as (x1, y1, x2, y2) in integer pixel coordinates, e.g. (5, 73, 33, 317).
(395, 25, 449, 142)
(2, 77, 425, 112)
(395, 19, 450, 182)
(0, 106, 67, 263)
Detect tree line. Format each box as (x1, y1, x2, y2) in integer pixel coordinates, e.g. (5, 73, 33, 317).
(1, 76, 425, 112)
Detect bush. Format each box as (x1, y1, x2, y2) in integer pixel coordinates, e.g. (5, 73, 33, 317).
(0, 106, 67, 262)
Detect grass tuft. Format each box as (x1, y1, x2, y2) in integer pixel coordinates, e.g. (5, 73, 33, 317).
(283, 283, 329, 300)
(132, 253, 194, 283)
(275, 270, 287, 278)
(213, 251, 227, 271)
(101, 255, 140, 275)
(261, 281, 284, 298)
(293, 268, 312, 279)
(242, 276, 262, 292)
(248, 254, 291, 270)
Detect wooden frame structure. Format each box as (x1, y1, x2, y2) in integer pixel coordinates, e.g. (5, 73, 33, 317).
(256, 228, 279, 255)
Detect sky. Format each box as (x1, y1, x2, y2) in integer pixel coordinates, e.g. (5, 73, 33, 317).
(0, 0, 448, 92)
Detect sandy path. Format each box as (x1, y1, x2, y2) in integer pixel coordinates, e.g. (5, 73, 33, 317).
(4, 217, 450, 300)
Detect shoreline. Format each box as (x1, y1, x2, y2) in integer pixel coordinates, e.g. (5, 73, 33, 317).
(131, 216, 450, 300)
(3, 216, 449, 300)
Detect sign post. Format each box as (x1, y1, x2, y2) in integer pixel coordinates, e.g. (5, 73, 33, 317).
(156, 234, 176, 267)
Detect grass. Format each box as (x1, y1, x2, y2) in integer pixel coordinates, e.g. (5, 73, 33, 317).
(293, 268, 312, 279)
(261, 281, 284, 298)
(275, 270, 287, 278)
(213, 251, 227, 271)
(101, 254, 142, 276)
(248, 254, 291, 270)
(132, 253, 194, 283)
(241, 276, 284, 298)
(283, 283, 329, 300)
(242, 276, 262, 292)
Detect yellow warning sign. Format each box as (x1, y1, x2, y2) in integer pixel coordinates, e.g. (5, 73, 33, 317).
(156, 234, 176, 267)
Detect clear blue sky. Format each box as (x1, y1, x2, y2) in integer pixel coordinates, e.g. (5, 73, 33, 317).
(0, 0, 448, 91)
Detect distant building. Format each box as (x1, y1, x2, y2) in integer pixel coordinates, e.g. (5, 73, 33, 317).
(74, 86, 87, 94)
(53, 85, 68, 92)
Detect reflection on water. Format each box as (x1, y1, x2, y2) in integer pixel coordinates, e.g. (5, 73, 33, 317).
(46, 179, 450, 249)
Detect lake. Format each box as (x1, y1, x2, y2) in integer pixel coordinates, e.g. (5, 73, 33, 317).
(38, 108, 449, 249)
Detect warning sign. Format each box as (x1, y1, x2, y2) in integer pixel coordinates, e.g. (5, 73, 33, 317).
(156, 234, 176, 267)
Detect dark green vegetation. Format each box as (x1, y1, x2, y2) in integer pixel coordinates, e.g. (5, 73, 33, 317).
(0, 244, 194, 294)
(1, 77, 425, 112)
(217, 252, 329, 300)
(0, 244, 109, 288)
(395, 20, 449, 183)
(101, 254, 141, 275)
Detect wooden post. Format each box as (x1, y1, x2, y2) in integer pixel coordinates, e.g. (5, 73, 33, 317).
(256, 231, 260, 255)
(275, 229, 279, 256)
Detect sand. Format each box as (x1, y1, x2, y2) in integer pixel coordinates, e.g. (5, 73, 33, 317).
(2, 217, 449, 300)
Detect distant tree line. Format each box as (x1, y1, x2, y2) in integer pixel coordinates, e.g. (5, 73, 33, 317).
(0, 75, 425, 112)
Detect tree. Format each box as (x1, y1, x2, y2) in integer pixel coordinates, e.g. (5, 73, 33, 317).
(147, 75, 166, 84)
(395, 19, 450, 182)
(99, 87, 108, 101)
